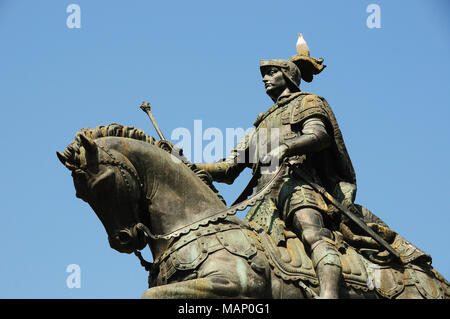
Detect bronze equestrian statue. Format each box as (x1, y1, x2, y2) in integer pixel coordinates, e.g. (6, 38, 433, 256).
(57, 38, 449, 299)
(56, 124, 448, 298)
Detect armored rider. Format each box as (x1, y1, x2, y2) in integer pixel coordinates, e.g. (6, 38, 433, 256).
(196, 47, 356, 298)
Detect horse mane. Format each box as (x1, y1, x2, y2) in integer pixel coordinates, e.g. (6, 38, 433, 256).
(60, 123, 226, 204)
(60, 123, 156, 167)
(80, 123, 157, 144)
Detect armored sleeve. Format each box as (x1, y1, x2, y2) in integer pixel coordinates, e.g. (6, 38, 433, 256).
(291, 94, 331, 129)
(195, 129, 254, 184)
(301, 117, 331, 151)
(284, 117, 331, 157)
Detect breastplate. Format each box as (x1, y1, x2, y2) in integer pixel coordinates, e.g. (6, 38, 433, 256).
(250, 94, 306, 167)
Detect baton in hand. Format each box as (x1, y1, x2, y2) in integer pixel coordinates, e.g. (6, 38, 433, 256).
(140, 101, 166, 141)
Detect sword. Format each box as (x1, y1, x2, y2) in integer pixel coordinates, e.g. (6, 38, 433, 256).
(140, 101, 166, 141)
(290, 164, 400, 260)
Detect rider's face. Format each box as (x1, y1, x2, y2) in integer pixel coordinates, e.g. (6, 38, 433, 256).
(262, 66, 287, 94)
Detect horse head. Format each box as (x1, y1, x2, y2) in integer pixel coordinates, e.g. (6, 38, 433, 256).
(57, 124, 227, 259)
(57, 128, 151, 254)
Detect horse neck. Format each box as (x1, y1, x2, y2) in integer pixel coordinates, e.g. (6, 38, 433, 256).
(104, 137, 227, 236)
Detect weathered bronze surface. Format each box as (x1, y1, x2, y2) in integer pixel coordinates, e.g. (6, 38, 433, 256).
(57, 37, 449, 299)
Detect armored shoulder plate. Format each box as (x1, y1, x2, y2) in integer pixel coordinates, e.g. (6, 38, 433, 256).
(290, 94, 330, 125)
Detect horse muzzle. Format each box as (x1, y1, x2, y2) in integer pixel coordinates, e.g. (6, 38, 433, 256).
(108, 224, 147, 253)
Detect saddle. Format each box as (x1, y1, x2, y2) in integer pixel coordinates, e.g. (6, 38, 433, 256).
(254, 221, 447, 299)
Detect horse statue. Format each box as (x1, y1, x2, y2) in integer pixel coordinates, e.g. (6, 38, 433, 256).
(57, 123, 449, 299)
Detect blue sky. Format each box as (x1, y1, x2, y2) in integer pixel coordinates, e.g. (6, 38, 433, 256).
(0, 0, 449, 298)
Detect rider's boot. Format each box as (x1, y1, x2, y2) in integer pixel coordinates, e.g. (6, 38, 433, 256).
(310, 239, 342, 299)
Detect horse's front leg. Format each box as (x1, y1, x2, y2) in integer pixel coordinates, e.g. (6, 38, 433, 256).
(142, 249, 270, 299)
(142, 277, 238, 299)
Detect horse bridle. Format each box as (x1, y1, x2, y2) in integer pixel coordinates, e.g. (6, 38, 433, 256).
(100, 141, 288, 240)
(95, 142, 289, 272)
(93, 143, 155, 268)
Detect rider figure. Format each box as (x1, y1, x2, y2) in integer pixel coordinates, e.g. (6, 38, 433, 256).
(196, 52, 356, 299)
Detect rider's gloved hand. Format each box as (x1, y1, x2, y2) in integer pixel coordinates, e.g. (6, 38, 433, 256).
(260, 143, 289, 167)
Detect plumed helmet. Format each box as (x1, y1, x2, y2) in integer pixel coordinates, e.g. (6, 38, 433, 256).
(288, 54, 326, 83)
(259, 34, 327, 87)
(260, 59, 302, 92)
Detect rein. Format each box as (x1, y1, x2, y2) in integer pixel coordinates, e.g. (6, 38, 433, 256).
(135, 160, 287, 241)
(95, 141, 287, 270)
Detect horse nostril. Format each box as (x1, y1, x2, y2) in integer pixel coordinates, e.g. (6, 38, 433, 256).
(117, 231, 131, 244)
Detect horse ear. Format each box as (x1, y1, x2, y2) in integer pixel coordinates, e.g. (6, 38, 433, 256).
(56, 151, 78, 171)
(78, 133, 97, 154)
(56, 151, 67, 166)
